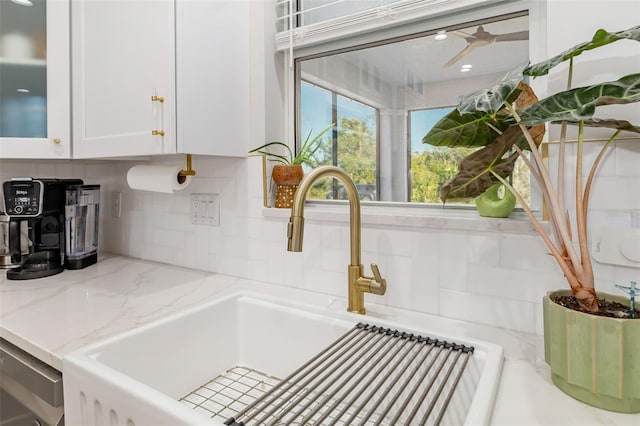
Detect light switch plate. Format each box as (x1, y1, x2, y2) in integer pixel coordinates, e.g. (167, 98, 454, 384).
(191, 193, 220, 226)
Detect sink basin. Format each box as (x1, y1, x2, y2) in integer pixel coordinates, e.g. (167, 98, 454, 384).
(63, 291, 503, 425)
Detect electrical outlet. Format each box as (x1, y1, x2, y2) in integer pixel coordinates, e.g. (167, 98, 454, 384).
(111, 191, 122, 218)
(191, 193, 220, 226)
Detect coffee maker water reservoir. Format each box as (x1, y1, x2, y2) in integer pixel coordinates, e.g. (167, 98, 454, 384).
(65, 184, 100, 269)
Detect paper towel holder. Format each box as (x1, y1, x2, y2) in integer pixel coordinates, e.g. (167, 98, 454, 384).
(178, 154, 196, 183)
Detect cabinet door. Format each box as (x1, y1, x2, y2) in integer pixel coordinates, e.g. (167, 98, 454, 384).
(0, 0, 70, 159)
(176, 0, 249, 157)
(72, 0, 175, 158)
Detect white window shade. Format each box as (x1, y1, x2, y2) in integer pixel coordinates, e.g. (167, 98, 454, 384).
(275, 0, 504, 51)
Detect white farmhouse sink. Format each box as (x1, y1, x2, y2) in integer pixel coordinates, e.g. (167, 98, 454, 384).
(63, 292, 503, 426)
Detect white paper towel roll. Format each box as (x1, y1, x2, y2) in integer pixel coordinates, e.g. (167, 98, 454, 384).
(126, 165, 192, 193)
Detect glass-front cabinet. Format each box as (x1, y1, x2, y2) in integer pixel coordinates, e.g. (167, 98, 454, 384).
(0, 0, 70, 158)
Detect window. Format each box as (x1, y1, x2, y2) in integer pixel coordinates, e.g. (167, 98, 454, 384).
(289, 2, 533, 206)
(299, 82, 378, 200)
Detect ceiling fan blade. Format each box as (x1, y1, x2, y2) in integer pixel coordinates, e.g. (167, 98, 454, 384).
(444, 44, 475, 68)
(442, 25, 528, 68)
(448, 29, 474, 41)
(494, 30, 529, 42)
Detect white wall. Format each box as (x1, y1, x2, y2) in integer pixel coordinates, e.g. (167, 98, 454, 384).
(1, 0, 638, 336)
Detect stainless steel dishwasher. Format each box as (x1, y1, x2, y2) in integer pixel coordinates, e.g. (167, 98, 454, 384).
(0, 338, 64, 426)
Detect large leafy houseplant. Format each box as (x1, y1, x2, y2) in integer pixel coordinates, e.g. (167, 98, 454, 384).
(423, 25, 640, 313)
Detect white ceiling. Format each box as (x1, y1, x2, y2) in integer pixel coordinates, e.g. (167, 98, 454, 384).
(306, 14, 529, 87)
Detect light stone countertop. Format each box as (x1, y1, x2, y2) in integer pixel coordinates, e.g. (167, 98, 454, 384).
(1, 253, 637, 426)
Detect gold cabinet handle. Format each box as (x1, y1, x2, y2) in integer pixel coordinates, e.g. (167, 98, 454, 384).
(52, 138, 61, 145)
(151, 96, 165, 103)
(152, 130, 165, 136)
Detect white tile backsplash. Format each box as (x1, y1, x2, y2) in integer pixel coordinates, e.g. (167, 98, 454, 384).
(498, 234, 557, 271)
(375, 254, 413, 308)
(467, 264, 566, 303)
(615, 140, 640, 177)
(467, 233, 500, 266)
(437, 230, 468, 292)
(439, 289, 536, 333)
(589, 176, 640, 210)
(409, 232, 439, 314)
(2, 143, 639, 336)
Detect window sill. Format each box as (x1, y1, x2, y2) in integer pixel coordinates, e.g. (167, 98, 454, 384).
(262, 202, 543, 234)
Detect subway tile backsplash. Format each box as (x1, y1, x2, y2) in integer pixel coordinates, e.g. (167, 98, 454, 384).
(1, 138, 638, 336)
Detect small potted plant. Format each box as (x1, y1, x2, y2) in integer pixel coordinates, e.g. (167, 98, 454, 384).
(423, 25, 640, 411)
(249, 124, 333, 208)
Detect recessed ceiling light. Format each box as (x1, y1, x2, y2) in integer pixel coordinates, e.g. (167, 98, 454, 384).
(434, 30, 447, 41)
(461, 64, 473, 69)
(16, 88, 30, 93)
(11, 0, 34, 6)
(460, 68, 471, 73)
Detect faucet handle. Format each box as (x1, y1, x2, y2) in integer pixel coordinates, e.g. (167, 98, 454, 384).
(369, 263, 387, 295)
(371, 263, 383, 282)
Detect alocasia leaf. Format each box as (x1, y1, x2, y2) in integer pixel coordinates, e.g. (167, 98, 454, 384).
(580, 118, 640, 133)
(524, 25, 640, 77)
(423, 79, 534, 149)
(516, 74, 640, 126)
(456, 69, 523, 115)
(439, 126, 524, 201)
(421, 109, 505, 148)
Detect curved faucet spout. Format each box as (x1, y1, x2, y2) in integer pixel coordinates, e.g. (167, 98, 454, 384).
(286, 166, 386, 314)
(287, 166, 360, 265)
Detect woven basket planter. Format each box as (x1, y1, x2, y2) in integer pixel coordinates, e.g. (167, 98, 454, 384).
(272, 164, 304, 208)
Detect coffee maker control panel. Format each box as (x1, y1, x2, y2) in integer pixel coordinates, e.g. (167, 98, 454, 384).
(3, 180, 43, 217)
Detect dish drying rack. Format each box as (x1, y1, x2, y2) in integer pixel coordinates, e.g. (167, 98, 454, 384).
(181, 323, 475, 425)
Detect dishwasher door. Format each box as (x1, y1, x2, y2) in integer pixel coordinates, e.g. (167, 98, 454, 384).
(0, 338, 64, 426)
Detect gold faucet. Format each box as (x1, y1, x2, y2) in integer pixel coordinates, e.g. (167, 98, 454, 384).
(287, 166, 387, 314)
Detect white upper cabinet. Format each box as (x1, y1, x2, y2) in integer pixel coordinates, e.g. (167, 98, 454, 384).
(71, 0, 175, 158)
(175, 0, 250, 157)
(72, 0, 250, 159)
(0, 0, 71, 159)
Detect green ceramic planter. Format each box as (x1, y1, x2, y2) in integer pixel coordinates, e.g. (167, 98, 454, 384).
(543, 290, 640, 413)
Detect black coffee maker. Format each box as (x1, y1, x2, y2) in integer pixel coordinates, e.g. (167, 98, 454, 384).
(3, 178, 83, 280)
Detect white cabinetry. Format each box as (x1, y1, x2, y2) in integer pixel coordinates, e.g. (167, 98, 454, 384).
(175, 0, 250, 157)
(72, 0, 250, 159)
(71, 0, 174, 158)
(0, 0, 71, 159)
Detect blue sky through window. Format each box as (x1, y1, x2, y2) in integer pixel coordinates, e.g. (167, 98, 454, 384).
(300, 82, 376, 143)
(300, 82, 332, 141)
(410, 107, 454, 154)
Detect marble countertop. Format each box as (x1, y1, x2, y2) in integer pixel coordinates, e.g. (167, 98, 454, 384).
(1, 254, 637, 425)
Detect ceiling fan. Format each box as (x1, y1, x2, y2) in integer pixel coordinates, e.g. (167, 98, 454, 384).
(443, 25, 529, 68)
